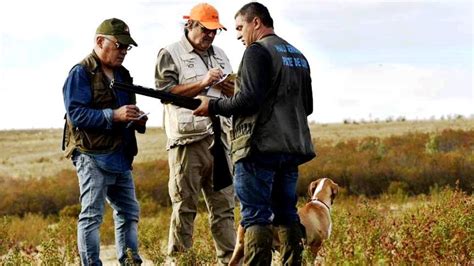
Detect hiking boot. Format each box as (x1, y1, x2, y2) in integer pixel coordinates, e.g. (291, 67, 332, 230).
(244, 225, 273, 265)
(278, 222, 304, 265)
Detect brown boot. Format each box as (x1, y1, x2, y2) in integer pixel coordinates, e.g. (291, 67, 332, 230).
(244, 225, 273, 265)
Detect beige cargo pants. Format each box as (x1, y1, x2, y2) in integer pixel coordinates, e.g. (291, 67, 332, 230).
(167, 136, 236, 265)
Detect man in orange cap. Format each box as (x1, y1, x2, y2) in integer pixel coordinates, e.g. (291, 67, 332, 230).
(154, 3, 236, 265)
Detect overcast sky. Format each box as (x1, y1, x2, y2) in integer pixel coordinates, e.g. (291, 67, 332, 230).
(0, 0, 472, 130)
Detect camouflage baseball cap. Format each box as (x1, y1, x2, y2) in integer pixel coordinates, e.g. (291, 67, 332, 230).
(96, 18, 138, 46)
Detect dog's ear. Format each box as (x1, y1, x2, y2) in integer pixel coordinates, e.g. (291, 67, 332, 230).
(308, 178, 321, 198)
(330, 182, 339, 204)
(307, 182, 315, 198)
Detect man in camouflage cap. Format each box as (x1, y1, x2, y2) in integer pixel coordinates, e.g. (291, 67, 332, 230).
(96, 18, 138, 47)
(63, 18, 146, 265)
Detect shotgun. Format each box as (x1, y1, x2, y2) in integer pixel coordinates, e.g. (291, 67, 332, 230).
(110, 80, 233, 191)
(110, 80, 201, 110)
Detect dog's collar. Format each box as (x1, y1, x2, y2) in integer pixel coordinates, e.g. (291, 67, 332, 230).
(311, 198, 331, 211)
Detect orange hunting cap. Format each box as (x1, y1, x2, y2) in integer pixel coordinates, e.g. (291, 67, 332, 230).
(183, 3, 227, 30)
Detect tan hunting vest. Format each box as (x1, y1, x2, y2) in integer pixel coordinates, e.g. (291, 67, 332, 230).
(162, 36, 233, 148)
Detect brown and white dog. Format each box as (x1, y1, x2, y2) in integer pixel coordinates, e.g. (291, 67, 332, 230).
(228, 178, 339, 265)
(299, 177, 339, 256)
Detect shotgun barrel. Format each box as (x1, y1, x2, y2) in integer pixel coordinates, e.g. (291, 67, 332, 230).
(110, 80, 201, 110)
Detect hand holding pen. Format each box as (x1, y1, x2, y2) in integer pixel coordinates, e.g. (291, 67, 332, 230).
(126, 112, 150, 128)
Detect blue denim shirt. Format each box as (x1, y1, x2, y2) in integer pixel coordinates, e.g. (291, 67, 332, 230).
(64, 65, 134, 173)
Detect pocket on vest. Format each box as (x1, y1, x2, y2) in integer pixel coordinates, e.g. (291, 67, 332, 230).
(177, 108, 209, 134)
(182, 68, 206, 82)
(75, 129, 118, 151)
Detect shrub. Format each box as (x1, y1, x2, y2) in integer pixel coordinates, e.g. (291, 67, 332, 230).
(298, 129, 474, 197)
(133, 160, 171, 206)
(0, 160, 171, 217)
(59, 204, 81, 218)
(387, 181, 409, 195)
(1, 130, 473, 218)
(318, 187, 472, 265)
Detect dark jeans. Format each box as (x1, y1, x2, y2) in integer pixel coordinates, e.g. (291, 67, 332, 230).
(234, 154, 300, 228)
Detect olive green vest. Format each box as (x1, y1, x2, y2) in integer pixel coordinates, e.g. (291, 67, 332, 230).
(230, 35, 315, 164)
(63, 51, 136, 158)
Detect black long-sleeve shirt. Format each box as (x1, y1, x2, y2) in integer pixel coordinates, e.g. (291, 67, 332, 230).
(209, 43, 272, 117)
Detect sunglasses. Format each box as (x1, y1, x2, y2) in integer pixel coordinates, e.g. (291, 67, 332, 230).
(199, 24, 221, 35)
(103, 36, 132, 51)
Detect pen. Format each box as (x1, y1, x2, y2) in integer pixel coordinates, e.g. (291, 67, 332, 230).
(126, 112, 150, 128)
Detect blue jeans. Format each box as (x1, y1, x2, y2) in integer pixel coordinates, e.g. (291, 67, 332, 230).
(74, 153, 142, 265)
(234, 154, 300, 228)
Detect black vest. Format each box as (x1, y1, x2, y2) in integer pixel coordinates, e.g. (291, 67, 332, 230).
(231, 34, 315, 164)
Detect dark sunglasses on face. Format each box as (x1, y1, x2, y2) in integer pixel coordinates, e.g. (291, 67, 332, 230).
(103, 36, 132, 51)
(199, 24, 220, 35)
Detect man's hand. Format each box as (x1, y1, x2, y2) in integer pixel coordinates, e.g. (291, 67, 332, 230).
(133, 111, 148, 126)
(193, 96, 210, 116)
(112, 105, 141, 122)
(213, 79, 234, 97)
(200, 68, 223, 88)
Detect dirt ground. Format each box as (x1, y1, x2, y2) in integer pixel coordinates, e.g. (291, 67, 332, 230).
(100, 245, 154, 265)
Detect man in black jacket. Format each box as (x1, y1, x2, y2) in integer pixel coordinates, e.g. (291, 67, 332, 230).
(193, 2, 315, 265)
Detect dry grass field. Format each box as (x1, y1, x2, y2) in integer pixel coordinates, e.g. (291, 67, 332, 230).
(1, 186, 471, 265)
(1, 118, 473, 179)
(0, 118, 472, 264)
(0, 127, 167, 179)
